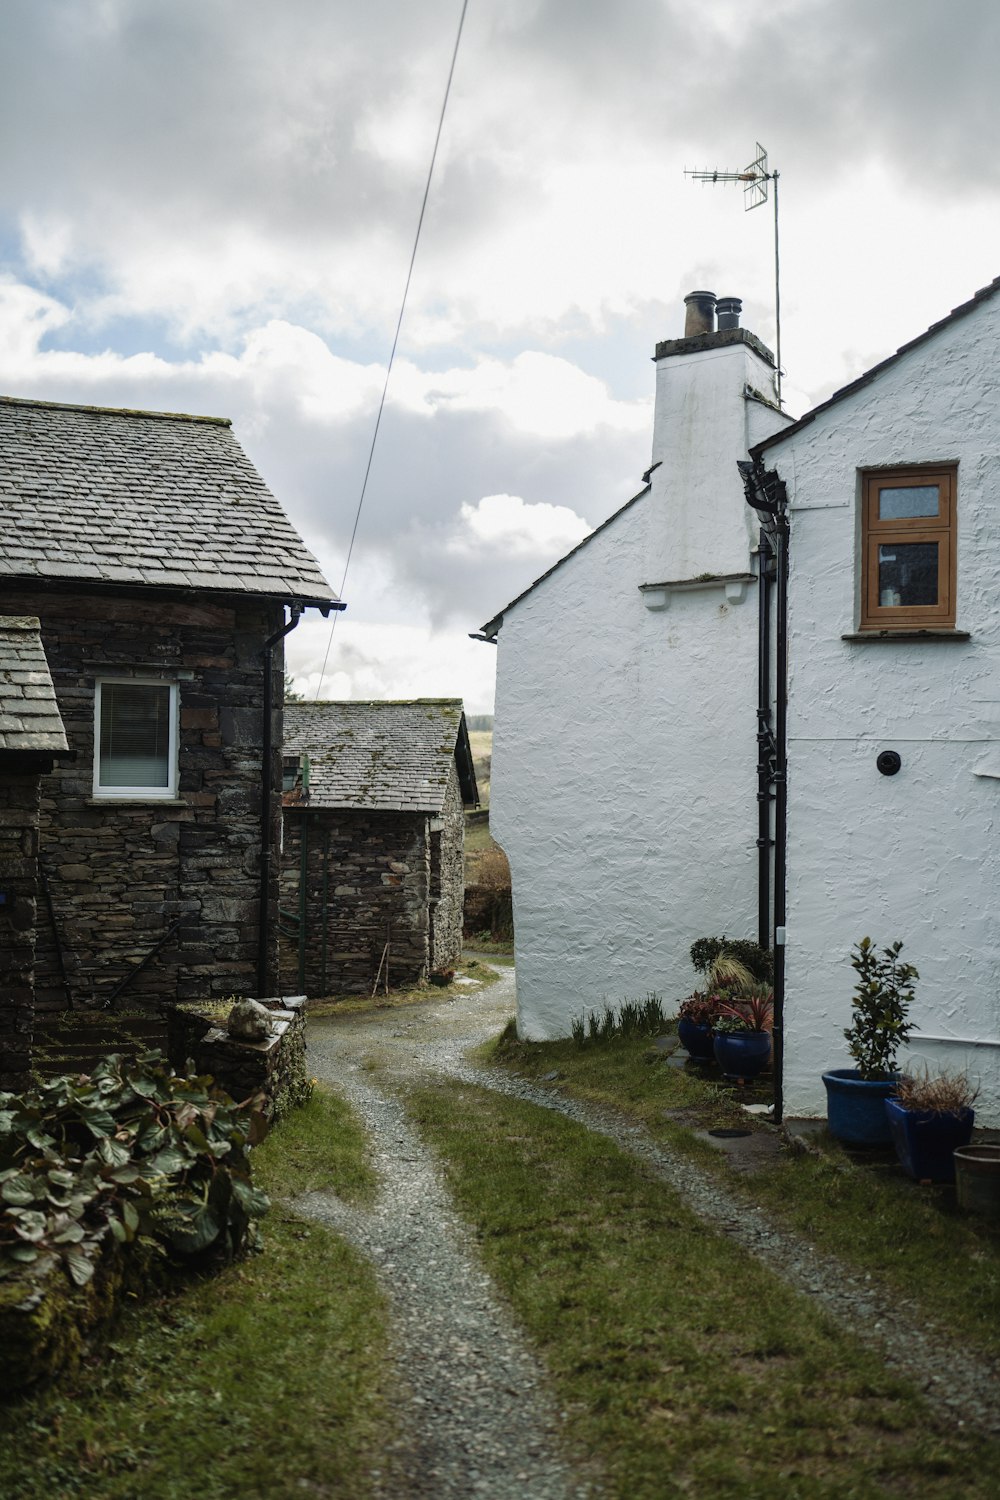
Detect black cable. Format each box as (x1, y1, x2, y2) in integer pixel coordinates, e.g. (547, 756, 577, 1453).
(313, 0, 470, 699)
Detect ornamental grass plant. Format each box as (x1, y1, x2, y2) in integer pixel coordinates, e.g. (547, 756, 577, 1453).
(894, 1066, 979, 1115)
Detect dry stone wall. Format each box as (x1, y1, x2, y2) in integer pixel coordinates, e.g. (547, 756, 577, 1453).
(430, 763, 465, 970)
(0, 767, 42, 1089)
(280, 808, 431, 994)
(10, 590, 284, 1013)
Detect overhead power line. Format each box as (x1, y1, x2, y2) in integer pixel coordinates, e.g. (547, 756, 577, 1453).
(313, 0, 470, 699)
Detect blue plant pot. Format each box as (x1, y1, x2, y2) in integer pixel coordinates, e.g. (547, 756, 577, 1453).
(713, 1030, 771, 1080)
(884, 1096, 974, 1183)
(677, 1018, 715, 1061)
(822, 1069, 897, 1146)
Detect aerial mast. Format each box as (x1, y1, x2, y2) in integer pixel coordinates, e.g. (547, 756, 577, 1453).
(685, 143, 782, 408)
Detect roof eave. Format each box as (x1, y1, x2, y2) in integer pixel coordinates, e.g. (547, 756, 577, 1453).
(476, 478, 653, 636)
(0, 574, 342, 611)
(751, 272, 1000, 460)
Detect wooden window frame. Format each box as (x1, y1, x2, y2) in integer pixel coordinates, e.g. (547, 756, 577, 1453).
(860, 465, 956, 630)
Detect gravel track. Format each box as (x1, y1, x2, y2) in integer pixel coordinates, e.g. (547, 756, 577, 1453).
(301, 963, 1000, 1499)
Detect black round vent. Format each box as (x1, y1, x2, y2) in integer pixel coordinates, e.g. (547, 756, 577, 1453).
(877, 751, 902, 777)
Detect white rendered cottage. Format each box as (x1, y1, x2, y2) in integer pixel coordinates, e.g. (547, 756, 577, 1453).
(481, 293, 792, 1040)
(747, 276, 1000, 1126)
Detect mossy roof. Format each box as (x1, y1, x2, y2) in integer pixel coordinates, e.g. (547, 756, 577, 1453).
(282, 699, 478, 812)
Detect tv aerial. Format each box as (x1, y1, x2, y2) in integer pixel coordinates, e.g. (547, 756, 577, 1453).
(684, 143, 783, 407)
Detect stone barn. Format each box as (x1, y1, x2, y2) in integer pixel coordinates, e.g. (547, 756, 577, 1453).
(280, 700, 478, 995)
(0, 395, 337, 1084)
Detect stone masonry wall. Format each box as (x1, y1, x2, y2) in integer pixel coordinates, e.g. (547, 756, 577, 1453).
(429, 763, 465, 970)
(9, 590, 284, 1013)
(280, 808, 430, 995)
(0, 767, 42, 1089)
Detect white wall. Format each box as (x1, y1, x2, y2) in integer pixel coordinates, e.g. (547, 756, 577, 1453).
(646, 337, 783, 582)
(490, 329, 789, 1039)
(773, 292, 1000, 1123)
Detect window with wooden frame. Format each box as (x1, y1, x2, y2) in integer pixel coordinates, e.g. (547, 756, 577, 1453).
(861, 465, 956, 630)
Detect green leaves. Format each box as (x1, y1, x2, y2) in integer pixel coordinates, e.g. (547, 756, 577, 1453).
(845, 938, 918, 1079)
(0, 1051, 269, 1296)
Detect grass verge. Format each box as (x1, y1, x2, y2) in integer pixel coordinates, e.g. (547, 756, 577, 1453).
(0, 1086, 387, 1500)
(487, 1027, 1000, 1363)
(410, 1079, 1000, 1499)
(306, 955, 500, 1015)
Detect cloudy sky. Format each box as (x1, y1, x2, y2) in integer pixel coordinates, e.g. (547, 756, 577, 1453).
(2, 0, 999, 710)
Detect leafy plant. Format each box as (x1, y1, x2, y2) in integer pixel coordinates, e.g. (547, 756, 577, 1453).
(894, 1066, 979, 1115)
(713, 1015, 750, 1036)
(0, 1052, 269, 1294)
(677, 992, 725, 1029)
(718, 988, 774, 1034)
(690, 936, 773, 984)
(845, 938, 917, 1080)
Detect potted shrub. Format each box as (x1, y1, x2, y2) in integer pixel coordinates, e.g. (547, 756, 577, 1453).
(676, 992, 723, 1061)
(885, 1067, 977, 1183)
(823, 937, 917, 1146)
(712, 989, 773, 1081)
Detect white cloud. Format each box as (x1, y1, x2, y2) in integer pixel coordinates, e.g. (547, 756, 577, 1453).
(392, 351, 650, 440)
(286, 617, 497, 715)
(447, 493, 590, 559)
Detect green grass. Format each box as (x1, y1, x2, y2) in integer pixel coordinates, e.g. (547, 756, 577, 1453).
(0, 1087, 387, 1500)
(486, 1028, 1000, 1363)
(306, 956, 500, 1015)
(410, 1079, 1000, 1500)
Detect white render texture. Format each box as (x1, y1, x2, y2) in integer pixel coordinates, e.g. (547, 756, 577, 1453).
(771, 287, 1000, 1125)
(646, 338, 783, 582)
(490, 331, 788, 1039)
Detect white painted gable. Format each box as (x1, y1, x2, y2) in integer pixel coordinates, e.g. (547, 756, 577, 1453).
(756, 278, 1000, 1124)
(487, 297, 790, 1039)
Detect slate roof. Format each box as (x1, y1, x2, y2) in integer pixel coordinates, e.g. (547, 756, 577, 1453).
(0, 397, 336, 605)
(0, 616, 68, 754)
(282, 700, 478, 812)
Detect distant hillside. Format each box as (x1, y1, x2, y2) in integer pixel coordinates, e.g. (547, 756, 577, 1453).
(465, 713, 494, 732)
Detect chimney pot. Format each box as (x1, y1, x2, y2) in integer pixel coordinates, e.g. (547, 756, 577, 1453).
(683, 290, 717, 337)
(717, 295, 742, 331)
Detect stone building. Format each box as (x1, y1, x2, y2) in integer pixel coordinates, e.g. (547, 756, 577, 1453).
(280, 700, 478, 995)
(0, 617, 69, 1089)
(0, 396, 337, 1057)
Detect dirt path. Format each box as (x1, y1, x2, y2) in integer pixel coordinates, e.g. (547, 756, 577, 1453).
(302, 963, 1000, 1499)
(303, 966, 595, 1500)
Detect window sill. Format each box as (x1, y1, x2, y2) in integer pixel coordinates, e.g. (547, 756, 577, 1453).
(841, 629, 971, 643)
(86, 797, 187, 807)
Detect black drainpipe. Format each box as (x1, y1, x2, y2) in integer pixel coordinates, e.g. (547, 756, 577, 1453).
(258, 605, 304, 999)
(772, 504, 789, 1125)
(739, 459, 789, 1124)
(756, 532, 775, 951)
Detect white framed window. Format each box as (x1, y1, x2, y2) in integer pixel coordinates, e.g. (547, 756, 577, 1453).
(93, 679, 179, 800)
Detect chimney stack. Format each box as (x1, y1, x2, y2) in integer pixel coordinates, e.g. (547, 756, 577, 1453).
(716, 296, 742, 331)
(683, 290, 716, 337)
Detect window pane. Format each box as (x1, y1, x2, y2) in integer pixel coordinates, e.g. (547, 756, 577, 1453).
(878, 484, 939, 520)
(878, 542, 938, 607)
(100, 684, 171, 788)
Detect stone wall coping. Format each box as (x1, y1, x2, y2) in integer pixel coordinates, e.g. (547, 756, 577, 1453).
(202, 1017, 291, 1052)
